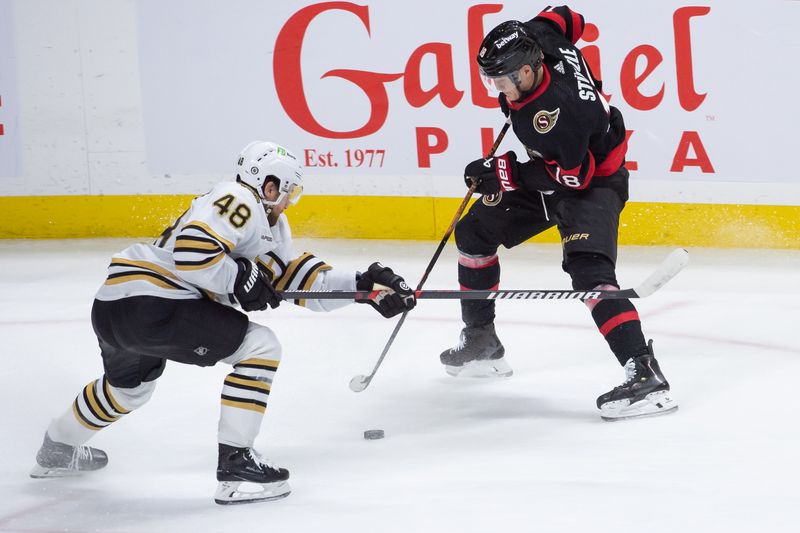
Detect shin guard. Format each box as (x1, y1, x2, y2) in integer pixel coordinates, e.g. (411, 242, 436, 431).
(218, 323, 281, 448)
(458, 251, 500, 327)
(586, 290, 648, 365)
(47, 377, 155, 446)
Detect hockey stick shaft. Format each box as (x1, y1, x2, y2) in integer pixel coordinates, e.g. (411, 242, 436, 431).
(284, 288, 634, 300)
(349, 119, 512, 393)
(283, 249, 690, 302)
(416, 117, 512, 289)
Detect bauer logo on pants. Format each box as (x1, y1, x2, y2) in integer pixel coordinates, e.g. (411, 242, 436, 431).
(562, 232, 590, 244)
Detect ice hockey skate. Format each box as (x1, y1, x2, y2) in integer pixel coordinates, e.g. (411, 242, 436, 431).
(30, 433, 108, 478)
(214, 443, 291, 505)
(597, 341, 678, 421)
(440, 323, 513, 378)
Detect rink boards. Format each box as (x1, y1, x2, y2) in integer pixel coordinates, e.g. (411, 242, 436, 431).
(1, 0, 799, 247)
(2, 194, 798, 249)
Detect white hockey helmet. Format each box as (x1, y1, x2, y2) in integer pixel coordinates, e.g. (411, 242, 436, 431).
(236, 141, 304, 207)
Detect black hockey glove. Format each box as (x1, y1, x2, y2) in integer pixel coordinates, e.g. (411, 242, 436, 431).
(356, 262, 416, 318)
(498, 93, 510, 117)
(233, 258, 282, 311)
(464, 151, 520, 195)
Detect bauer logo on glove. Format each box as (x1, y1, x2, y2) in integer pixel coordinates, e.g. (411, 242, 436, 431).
(464, 152, 520, 195)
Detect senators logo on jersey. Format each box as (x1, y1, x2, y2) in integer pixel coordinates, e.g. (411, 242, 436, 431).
(482, 192, 503, 206)
(533, 108, 560, 134)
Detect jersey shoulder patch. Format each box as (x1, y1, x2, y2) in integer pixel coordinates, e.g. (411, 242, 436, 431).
(533, 108, 560, 134)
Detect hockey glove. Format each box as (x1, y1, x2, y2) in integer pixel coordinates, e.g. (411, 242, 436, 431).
(498, 93, 510, 117)
(356, 262, 416, 318)
(464, 151, 520, 195)
(233, 258, 282, 311)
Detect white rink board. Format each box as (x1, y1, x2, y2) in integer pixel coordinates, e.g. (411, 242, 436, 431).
(1, 0, 799, 204)
(0, 0, 19, 178)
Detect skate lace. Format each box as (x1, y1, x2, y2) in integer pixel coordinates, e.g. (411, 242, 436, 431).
(68, 445, 93, 470)
(247, 449, 279, 472)
(616, 358, 638, 389)
(454, 331, 467, 351)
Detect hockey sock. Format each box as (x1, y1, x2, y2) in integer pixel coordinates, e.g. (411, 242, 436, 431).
(458, 251, 500, 327)
(218, 322, 282, 448)
(47, 376, 155, 446)
(586, 294, 648, 365)
(218, 358, 278, 448)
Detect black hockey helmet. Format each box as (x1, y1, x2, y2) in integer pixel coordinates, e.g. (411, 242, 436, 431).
(477, 20, 543, 78)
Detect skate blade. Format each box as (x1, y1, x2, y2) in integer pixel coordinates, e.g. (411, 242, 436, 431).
(600, 391, 679, 421)
(30, 464, 83, 479)
(445, 358, 513, 379)
(214, 480, 291, 505)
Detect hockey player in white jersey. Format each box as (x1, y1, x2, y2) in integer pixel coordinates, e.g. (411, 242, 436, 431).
(30, 141, 416, 505)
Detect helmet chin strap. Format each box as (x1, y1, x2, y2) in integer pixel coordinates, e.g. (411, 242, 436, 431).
(240, 176, 284, 215)
(262, 189, 287, 208)
(262, 191, 291, 220)
(264, 199, 287, 226)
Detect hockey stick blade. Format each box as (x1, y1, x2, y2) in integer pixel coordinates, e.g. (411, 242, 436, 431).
(349, 374, 369, 392)
(281, 248, 689, 302)
(629, 248, 689, 297)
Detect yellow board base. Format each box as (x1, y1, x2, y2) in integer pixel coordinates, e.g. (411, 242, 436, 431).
(1, 195, 798, 249)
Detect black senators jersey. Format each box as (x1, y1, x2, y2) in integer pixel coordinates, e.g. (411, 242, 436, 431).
(503, 5, 628, 193)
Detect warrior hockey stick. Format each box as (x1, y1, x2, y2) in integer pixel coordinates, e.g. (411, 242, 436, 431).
(281, 248, 690, 302)
(345, 119, 513, 393)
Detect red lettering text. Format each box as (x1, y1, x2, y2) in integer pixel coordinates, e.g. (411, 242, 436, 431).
(624, 130, 638, 171)
(480, 127, 497, 157)
(273, 2, 711, 171)
(674, 6, 709, 111)
(671, 131, 714, 173)
(468, 4, 504, 108)
(405, 43, 463, 108)
(274, 2, 401, 139)
(621, 45, 665, 111)
(416, 127, 448, 168)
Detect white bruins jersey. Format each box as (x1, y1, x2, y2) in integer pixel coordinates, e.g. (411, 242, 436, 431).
(95, 181, 355, 312)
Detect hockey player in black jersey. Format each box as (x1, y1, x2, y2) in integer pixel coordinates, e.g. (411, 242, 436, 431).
(440, 6, 677, 421)
(30, 141, 416, 504)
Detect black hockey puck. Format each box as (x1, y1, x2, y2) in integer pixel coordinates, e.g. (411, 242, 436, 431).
(363, 429, 384, 440)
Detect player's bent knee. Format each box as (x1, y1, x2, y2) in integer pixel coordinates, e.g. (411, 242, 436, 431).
(564, 252, 618, 291)
(223, 322, 282, 366)
(108, 380, 157, 411)
(455, 216, 498, 257)
(454, 217, 476, 250)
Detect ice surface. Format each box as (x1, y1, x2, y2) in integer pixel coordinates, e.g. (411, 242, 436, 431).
(1, 239, 798, 532)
